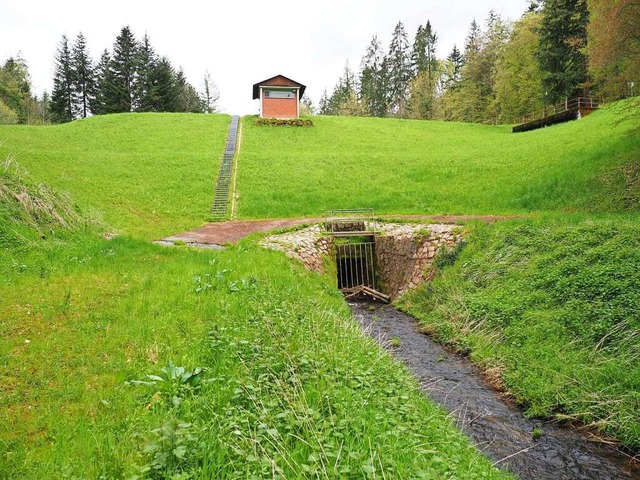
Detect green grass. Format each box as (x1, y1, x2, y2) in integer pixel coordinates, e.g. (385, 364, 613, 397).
(237, 100, 639, 218)
(0, 113, 230, 239)
(0, 134, 509, 478)
(400, 217, 640, 449)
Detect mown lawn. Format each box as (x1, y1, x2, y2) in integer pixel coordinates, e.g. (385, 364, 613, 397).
(400, 216, 640, 449)
(0, 113, 230, 239)
(237, 100, 639, 218)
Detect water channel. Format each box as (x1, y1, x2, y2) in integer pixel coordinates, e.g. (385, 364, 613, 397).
(350, 301, 640, 480)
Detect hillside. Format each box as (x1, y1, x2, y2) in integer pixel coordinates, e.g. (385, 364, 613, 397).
(237, 100, 639, 218)
(0, 163, 508, 478)
(0, 113, 230, 239)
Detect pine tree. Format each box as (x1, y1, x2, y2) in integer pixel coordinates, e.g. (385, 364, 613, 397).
(151, 57, 179, 112)
(91, 49, 113, 115)
(445, 45, 464, 89)
(135, 34, 158, 111)
(538, 0, 589, 104)
(464, 20, 482, 61)
(386, 21, 412, 116)
(411, 25, 427, 76)
(109, 26, 138, 112)
(175, 69, 204, 113)
(318, 88, 330, 115)
(360, 35, 387, 117)
(50, 35, 75, 123)
(71, 32, 95, 118)
(424, 21, 438, 83)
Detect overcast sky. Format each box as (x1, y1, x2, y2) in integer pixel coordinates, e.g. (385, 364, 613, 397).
(1, 0, 529, 115)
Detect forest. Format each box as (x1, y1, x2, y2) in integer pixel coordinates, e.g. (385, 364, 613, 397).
(319, 0, 639, 123)
(0, 26, 219, 125)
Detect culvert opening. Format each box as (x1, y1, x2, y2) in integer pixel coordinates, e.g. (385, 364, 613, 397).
(336, 241, 376, 290)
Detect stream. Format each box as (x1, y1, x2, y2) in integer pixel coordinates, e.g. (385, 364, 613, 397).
(350, 301, 640, 480)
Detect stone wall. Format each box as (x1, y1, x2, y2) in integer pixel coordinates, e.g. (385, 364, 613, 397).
(262, 222, 464, 299)
(261, 225, 331, 273)
(375, 224, 463, 298)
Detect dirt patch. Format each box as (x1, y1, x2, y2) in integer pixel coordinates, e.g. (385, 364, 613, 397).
(351, 301, 639, 480)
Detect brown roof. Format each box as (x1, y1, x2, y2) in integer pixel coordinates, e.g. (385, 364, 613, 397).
(252, 74, 306, 99)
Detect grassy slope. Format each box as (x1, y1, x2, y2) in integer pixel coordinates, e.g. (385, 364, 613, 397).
(0, 113, 230, 239)
(0, 241, 507, 478)
(401, 217, 640, 448)
(0, 132, 508, 477)
(237, 101, 639, 218)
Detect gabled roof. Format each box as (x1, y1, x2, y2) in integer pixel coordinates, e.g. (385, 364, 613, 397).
(252, 74, 306, 99)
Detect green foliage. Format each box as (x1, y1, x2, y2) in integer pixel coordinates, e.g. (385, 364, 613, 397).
(237, 103, 640, 218)
(254, 117, 314, 127)
(402, 218, 640, 448)
(0, 157, 84, 250)
(494, 12, 545, 123)
(0, 113, 231, 239)
(538, 0, 589, 103)
(0, 98, 18, 125)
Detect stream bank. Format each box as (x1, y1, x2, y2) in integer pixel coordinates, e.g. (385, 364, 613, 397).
(350, 301, 639, 480)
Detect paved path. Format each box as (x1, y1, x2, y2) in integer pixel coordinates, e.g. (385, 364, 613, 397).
(160, 215, 522, 246)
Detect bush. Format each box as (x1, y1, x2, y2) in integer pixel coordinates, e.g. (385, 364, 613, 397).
(254, 117, 314, 127)
(0, 98, 19, 125)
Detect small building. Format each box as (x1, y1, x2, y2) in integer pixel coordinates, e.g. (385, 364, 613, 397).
(253, 75, 306, 119)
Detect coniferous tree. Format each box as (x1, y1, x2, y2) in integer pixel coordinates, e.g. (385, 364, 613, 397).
(360, 35, 387, 117)
(538, 0, 589, 103)
(50, 35, 75, 123)
(176, 69, 204, 113)
(71, 32, 95, 118)
(91, 49, 113, 114)
(109, 26, 138, 112)
(135, 34, 158, 111)
(411, 25, 427, 76)
(445, 45, 464, 89)
(318, 88, 330, 115)
(152, 57, 179, 112)
(386, 21, 412, 116)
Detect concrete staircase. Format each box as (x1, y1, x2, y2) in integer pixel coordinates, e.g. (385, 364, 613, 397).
(211, 115, 240, 220)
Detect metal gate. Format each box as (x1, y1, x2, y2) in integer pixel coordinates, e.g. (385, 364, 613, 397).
(336, 242, 376, 290)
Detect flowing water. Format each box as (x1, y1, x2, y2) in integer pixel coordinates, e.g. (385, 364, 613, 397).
(350, 301, 640, 480)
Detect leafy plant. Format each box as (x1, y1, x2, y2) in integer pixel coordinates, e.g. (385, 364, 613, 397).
(128, 361, 205, 407)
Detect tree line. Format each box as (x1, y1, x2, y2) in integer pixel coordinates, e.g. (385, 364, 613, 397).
(319, 0, 639, 123)
(0, 26, 220, 125)
(50, 26, 219, 123)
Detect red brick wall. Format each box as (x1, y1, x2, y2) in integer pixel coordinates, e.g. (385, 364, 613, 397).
(261, 89, 298, 119)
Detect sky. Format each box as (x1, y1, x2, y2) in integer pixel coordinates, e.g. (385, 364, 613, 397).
(1, 0, 529, 115)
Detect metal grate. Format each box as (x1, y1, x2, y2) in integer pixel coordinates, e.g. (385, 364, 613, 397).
(324, 208, 375, 236)
(211, 115, 240, 220)
(336, 242, 376, 290)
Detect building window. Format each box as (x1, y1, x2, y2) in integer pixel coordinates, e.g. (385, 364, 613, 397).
(264, 89, 295, 99)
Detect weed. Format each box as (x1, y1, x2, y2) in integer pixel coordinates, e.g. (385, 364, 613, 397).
(532, 427, 543, 440)
(390, 336, 402, 348)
